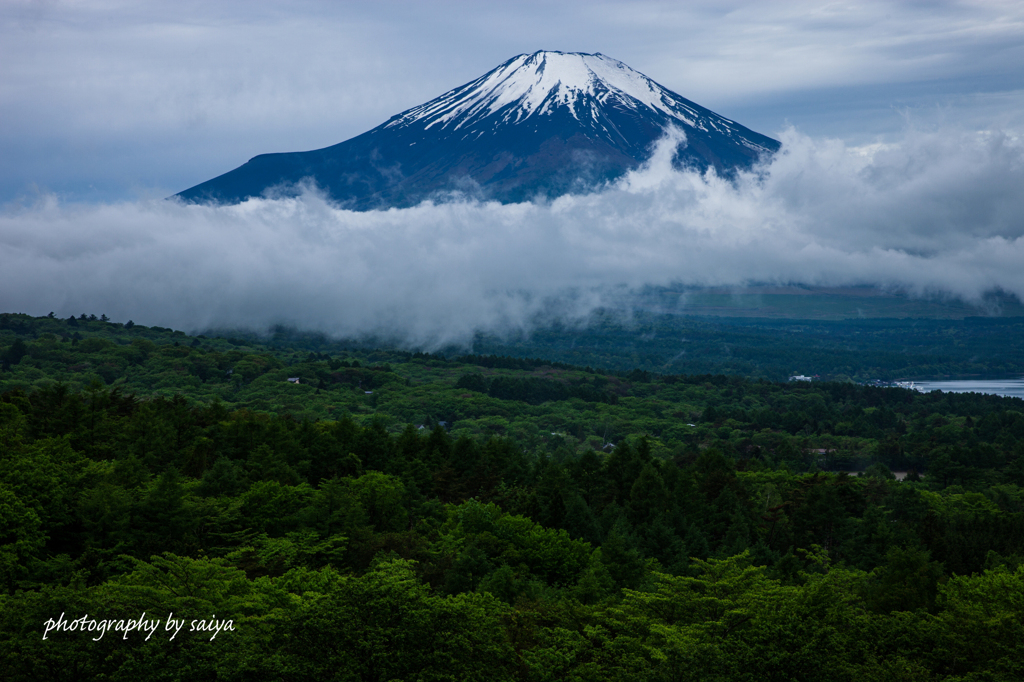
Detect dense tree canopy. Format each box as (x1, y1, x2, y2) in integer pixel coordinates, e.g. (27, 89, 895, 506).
(2, 312, 1024, 679)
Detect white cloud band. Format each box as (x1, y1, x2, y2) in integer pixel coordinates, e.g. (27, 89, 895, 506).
(2, 126, 1022, 345)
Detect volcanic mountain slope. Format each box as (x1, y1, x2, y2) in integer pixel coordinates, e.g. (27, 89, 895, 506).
(176, 51, 780, 209)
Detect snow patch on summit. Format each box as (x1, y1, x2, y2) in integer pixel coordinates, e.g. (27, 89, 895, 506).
(385, 51, 749, 143)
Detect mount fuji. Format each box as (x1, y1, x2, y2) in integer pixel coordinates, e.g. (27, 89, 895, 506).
(176, 51, 780, 209)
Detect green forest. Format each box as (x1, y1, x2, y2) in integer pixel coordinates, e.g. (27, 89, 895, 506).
(468, 312, 1024, 382)
(2, 312, 1024, 680)
(194, 309, 1024, 382)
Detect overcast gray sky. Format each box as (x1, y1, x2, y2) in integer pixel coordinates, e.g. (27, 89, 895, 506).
(3, 0, 1023, 202)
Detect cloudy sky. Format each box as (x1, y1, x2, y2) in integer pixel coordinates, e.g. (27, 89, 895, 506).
(3, 0, 1022, 202)
(2, 1, 1023, 340)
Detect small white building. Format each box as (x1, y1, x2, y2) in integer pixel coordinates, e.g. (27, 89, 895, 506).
(789, 375, 812, 382)
(287, 377, 300, 384)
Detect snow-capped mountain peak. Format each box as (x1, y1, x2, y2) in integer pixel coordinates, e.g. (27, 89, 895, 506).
(384, 51, 754, 147)
(177, 51, 779, 209)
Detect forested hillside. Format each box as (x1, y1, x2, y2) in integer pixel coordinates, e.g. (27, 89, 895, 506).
(468, 312, 1024, 381)
(2, 312, 1024, 680)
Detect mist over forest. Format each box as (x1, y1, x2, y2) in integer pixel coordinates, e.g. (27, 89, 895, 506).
(3, 125, 1022, 346)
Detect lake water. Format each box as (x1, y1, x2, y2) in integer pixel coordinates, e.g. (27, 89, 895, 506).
(911, 378, 1024, 400)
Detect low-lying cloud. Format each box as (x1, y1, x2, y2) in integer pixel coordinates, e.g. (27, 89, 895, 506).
(2, 126, 1023, 346)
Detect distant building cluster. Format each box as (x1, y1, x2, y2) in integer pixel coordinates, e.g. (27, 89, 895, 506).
(862, 379, 920, 390)
(789, 375, 813, 382)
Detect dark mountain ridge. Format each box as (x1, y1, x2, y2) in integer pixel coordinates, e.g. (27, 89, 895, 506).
(176, 51, 780, 209)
